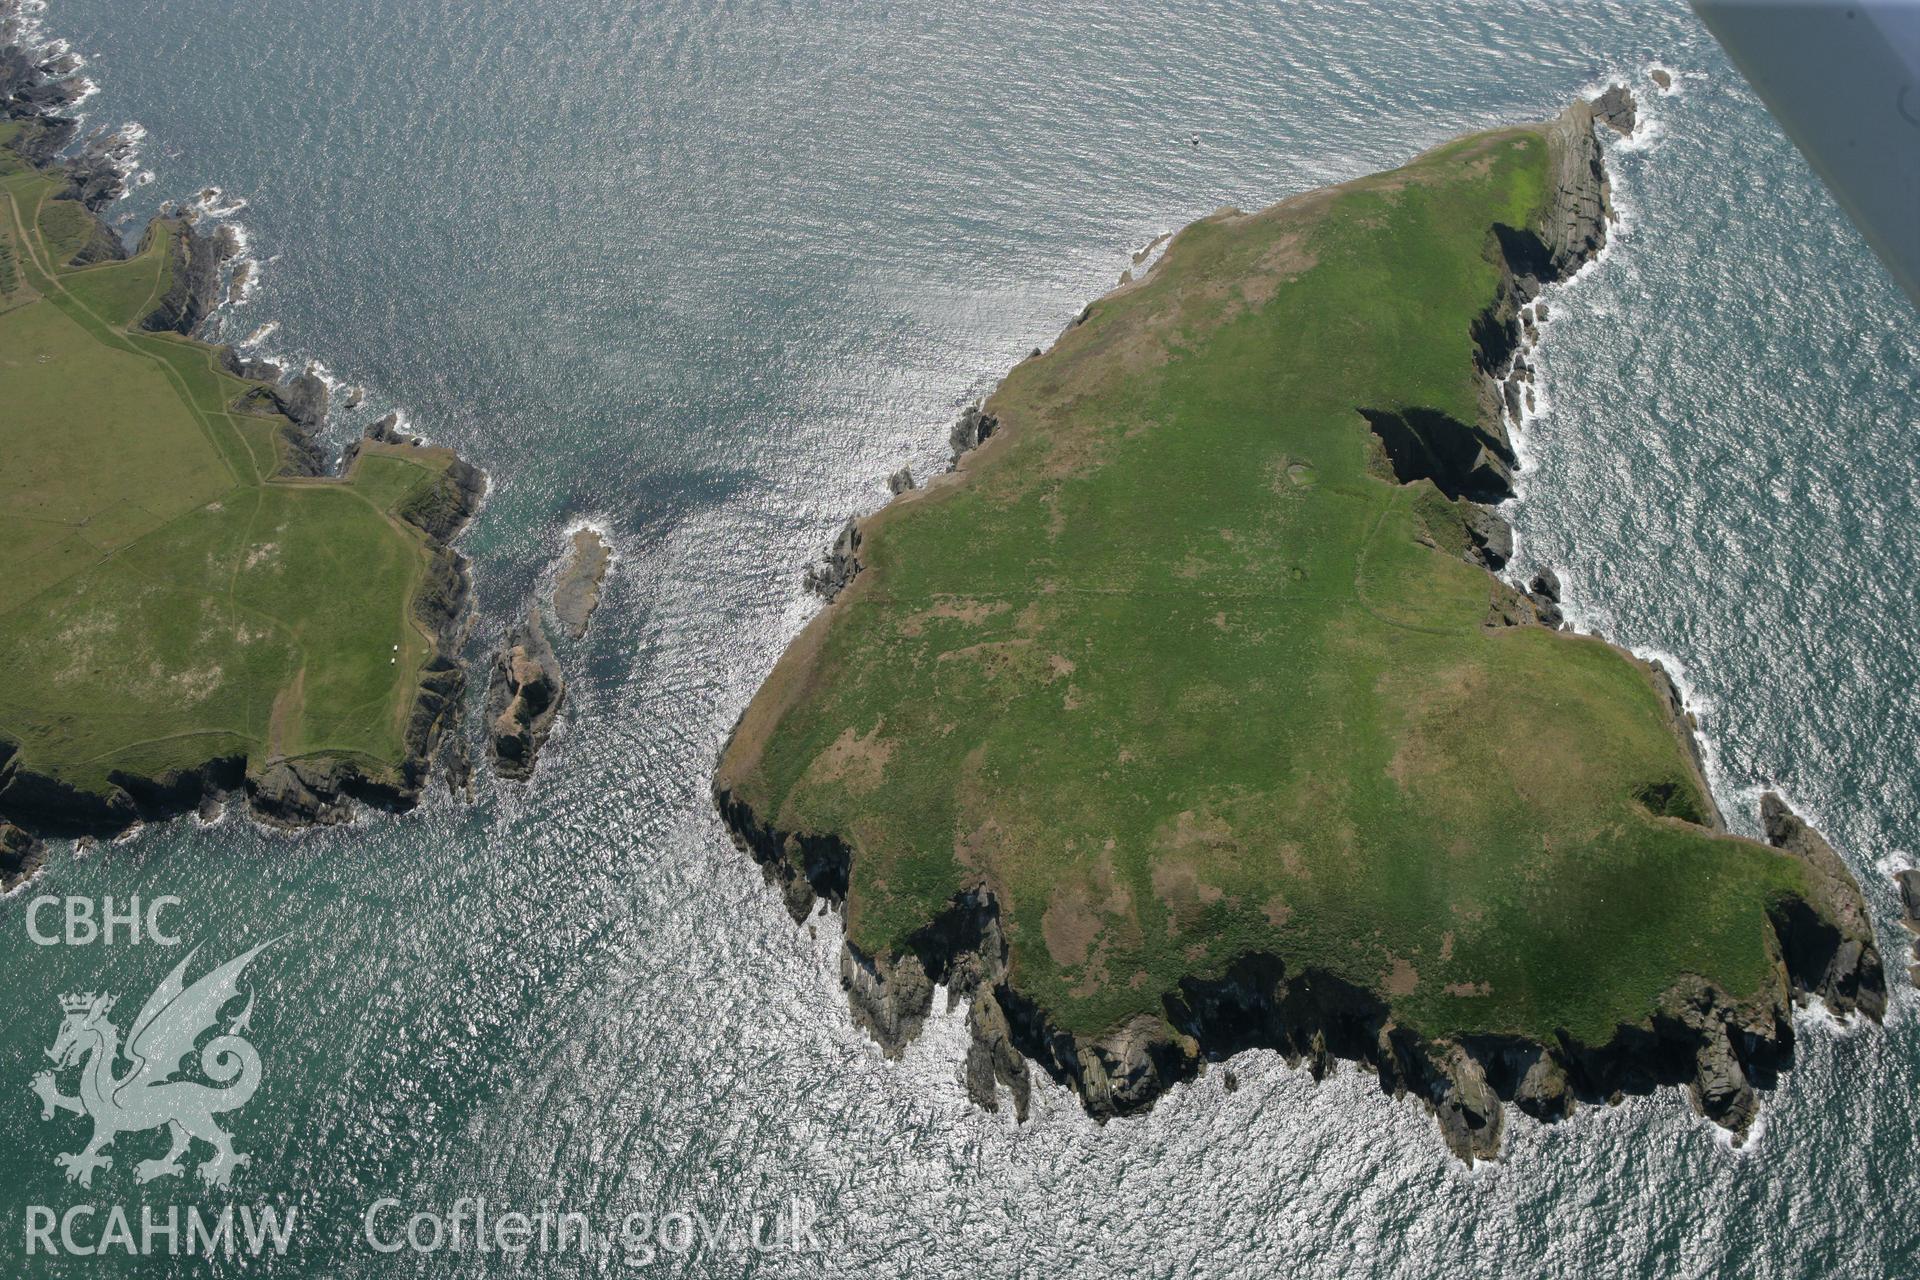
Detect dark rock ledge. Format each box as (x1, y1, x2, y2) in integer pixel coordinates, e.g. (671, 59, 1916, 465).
(484, 610, 566, 781)
(1, 821, 45, 892)
(0, 44, 487, 842)
(716, 92, 1886, 1162)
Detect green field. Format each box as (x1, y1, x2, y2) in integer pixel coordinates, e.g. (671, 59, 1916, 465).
(720, 125, 1815, 1048)
(0, 153, 457, 807)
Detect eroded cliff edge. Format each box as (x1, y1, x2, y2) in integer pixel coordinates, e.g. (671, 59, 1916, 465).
(712, 96, 1885, 1162)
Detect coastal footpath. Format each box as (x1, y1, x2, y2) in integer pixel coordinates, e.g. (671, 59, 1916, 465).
(0, 15, 485, 839)
(716, 92, 1885, 1161)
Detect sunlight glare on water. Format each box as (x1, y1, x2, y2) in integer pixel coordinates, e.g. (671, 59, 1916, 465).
(3, 0, 1915, 1274)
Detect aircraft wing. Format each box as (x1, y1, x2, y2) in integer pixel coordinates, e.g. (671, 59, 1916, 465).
(1694, 0, 1920, 309)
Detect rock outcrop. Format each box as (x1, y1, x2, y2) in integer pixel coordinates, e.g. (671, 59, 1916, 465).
(1760, 794, 1888, 1021)
(241, 460, 480, 829)
(1, 821, 45, 892)
(1892, 869, 1920, 989)
(139, 218, 237, 337)
(802, 404, 997, 600)
(485, 610, 565, 781)
(553, 528, 613, 639)
(1525, 568, 1565, 628)
(716, 776, 1884, 1163)
(949, 404, 998, 464)
(1364, 96, 1614, 523)
(964, 987, 1032, 1120)
(218, 345, 285, 383)
(1591, 83, 1638, 135)
(62, 204, 126, 267)
(234, 367, 336, 477)
(802, 516, 863, 601)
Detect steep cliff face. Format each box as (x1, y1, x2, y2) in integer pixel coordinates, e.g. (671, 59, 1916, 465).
(714, 781, 1881, 1163)
(0, 420, 483, 839)
(1366, 100, 1612, 531)
(242, 454, 481, 830)
(713, 93, 1887, 1163)
(138, 218, 236, 337)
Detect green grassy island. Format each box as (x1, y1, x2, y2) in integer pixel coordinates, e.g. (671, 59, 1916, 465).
(0, 118, 480, 836)
(716, 98, 1885, 1160)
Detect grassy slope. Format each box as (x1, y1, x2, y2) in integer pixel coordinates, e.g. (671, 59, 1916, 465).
(0, 160, 451, 796)
(722, 127, 1810, 1048)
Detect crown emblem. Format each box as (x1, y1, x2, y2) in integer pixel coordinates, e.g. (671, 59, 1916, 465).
(59, 992, 111, 1016)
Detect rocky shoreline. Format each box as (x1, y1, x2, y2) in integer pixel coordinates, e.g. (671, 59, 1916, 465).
(0, 18, 487, 842)
(715, 89, 1887, 1162)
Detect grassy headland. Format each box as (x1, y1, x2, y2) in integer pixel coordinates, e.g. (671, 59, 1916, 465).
(716, 103, 1882, 1155)
(0, 122, 475, 831)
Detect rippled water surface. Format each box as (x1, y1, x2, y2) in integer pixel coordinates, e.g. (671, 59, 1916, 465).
(4, 0, 1917, 1274)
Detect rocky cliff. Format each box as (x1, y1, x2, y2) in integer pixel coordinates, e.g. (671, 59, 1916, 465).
(484, 610, 566, 781)
(138, 217, 235, 337)
(719, 776, 1882, 1162)
(0, 821, 44, 892)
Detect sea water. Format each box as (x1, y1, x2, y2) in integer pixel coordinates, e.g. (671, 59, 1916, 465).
(4, 0, 1915, 1274)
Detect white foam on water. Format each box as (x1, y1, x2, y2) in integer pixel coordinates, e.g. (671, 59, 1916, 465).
(563, 515, 622, 567)
(1708, 1108, 1767, 1158)
(304, 358, 350, 401)
(185, 184, 249, 219)
(1791, 991, 1873, 1040)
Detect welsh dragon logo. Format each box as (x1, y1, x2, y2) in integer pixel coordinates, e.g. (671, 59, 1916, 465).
(31, 943, 273, 1189)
